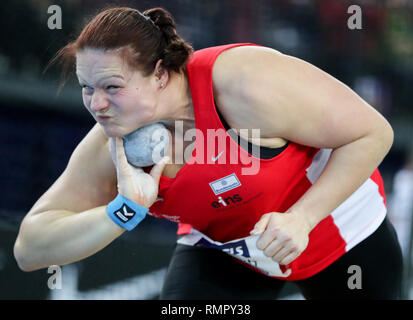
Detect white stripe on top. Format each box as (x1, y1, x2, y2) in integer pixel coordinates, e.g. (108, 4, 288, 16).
(305, 148, 387, 252)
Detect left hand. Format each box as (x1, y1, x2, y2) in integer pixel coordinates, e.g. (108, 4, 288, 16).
(250, 211, 312, 265)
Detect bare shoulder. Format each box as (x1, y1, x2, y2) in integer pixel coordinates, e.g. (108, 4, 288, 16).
(211, 45, 290, 142)
(212, 44, 390, 150)
(212, 45, 284, 93)
(27, 123, 117, 216)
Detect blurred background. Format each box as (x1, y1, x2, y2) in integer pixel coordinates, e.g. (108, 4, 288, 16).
(1, 0, 412, 300)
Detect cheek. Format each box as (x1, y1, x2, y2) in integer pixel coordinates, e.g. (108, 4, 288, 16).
(117, 89, 154, 112)
(113, 88, 136, 105)
(82, 93, 91, 109)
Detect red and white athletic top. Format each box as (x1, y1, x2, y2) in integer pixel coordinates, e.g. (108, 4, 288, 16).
(148, 43, 387, 281)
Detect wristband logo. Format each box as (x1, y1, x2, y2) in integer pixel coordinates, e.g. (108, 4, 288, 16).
(114, 203, 136, 222)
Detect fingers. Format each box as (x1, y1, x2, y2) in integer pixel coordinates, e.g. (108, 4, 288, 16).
(252, 212, 306, 266)
(263, 237, 289, 257)
(149, 156, 170, 184)
(279, 251, 299, 266)
(250, 213, 271, 235)
(269, 242, 296, 264)
(261, 237, 298, 265)
(255, 215, 281, 250)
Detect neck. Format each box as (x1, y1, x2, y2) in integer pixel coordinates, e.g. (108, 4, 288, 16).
(158, 72, 194, 129)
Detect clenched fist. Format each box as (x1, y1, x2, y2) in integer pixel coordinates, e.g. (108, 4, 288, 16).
(251, 211, 311, 265)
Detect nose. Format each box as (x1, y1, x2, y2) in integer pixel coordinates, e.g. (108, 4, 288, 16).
(90, 91, 110, 113)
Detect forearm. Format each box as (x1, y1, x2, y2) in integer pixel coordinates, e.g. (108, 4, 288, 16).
(288, 128, 393, 230)
(14, 206, 125, 271)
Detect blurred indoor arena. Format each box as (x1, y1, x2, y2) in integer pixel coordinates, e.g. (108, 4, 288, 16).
(1, 0, 413, 300)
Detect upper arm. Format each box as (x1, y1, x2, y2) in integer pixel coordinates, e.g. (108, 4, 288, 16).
(26, 123, 117, 216)
(213, 46, 393, 149)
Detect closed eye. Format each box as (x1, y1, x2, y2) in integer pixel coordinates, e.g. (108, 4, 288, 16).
(106, 85, 121, 93)
(80, 84, 94, 94)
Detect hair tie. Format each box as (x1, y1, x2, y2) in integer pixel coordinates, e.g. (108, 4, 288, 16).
(143, 14, 160, 30)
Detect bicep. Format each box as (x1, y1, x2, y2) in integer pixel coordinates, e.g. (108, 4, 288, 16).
(242, 50, 391, 148)
(27, 123, 117, 216)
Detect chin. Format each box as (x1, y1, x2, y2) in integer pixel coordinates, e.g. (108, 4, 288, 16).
(97, 122, 126, 137)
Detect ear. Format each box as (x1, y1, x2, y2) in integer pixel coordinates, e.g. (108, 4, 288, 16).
(154, 59, 169, 88)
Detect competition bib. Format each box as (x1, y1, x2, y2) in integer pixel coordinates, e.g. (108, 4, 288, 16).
(177, 229, 292, 278)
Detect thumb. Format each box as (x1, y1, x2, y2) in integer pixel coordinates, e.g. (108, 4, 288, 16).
(115, 137, 130, 171)
(149, 156, 170, 184)
(250, 213, 271, 235)
(109, 137, 116, 165)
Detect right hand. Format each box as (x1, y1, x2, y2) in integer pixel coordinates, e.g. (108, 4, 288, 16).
(109, 137, 169, 208)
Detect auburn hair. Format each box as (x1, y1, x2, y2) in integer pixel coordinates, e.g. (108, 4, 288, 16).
(46, 7, 193, 90)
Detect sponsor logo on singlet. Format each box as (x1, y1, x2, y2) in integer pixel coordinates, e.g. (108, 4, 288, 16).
(210, 192, 264, 211)
(211, 194, 243, 208)
(209, 173, 241, 195)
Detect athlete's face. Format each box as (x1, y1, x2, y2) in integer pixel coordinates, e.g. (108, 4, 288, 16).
(76, 48, 159, 137)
